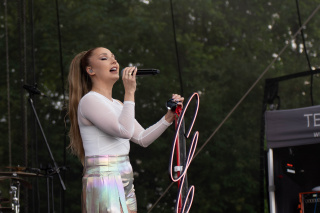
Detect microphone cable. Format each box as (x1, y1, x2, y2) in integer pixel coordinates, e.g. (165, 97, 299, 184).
(295, 0, 314, 106)
(170, 0, 184, 97)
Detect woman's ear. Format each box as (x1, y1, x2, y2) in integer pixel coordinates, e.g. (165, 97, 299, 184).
(86, 67, 95, 76)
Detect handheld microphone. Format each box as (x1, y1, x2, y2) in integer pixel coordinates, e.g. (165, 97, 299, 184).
(121, 68, 160, 77)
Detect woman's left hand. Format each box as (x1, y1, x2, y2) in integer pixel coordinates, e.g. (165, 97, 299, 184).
(165, 94, 184, 123)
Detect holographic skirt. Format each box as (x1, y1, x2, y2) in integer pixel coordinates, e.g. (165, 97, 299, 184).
(82, 155, 137, 213)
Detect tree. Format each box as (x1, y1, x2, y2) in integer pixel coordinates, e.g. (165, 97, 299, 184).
(1, 0, 320, 212)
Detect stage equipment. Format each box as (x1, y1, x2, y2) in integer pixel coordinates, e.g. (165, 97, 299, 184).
(10, 182, 19, 213)
(169, 92, 199, 213)
(23, 84, 66, 213)
(261, 69, 320, 213)
(0, 171, 42, 178)
(4, 167, 25, 172)
(0, 169, 46, 213)
(0, 176, 28, 213)
(265, 105, 320, 213)
(299, 191, 320, 213)
(23, 84, 66, 191)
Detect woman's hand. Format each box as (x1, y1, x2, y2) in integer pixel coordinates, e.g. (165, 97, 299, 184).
(122, 67, 137, 102)
(165, 94, 184, 123)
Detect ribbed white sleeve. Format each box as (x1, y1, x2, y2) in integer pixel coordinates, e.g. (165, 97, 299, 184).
(78, 92, 135, 139)
(78, 91, 173, 156)
(131, 116, 172, 147)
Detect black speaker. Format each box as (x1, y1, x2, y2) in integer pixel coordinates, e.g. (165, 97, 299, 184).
(299, 192, 320, 213)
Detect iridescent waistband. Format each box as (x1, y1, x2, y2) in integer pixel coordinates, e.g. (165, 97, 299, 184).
(84, 155, 130, 173)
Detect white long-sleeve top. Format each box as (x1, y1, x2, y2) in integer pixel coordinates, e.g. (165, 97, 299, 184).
(78, 91, 172, 156)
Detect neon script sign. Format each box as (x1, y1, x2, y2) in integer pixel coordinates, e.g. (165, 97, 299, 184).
(169, 92, 200, 213)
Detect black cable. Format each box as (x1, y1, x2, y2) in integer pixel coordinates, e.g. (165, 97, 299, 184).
(18, 0, 28, 168)
(18, 0, 29, 212)
(22, 0, 28, 168)
(29, 0, 36, 84)
(169, 0, 184, 97)
(55, 0, 66, 212)
(55, 0, 66, 104)
(27, 0, 41, 212)
(295, 0, 314, 105)
(169, 0, 188, 210)
(266, 68, 320, 83)
(4, 0, 12, 173)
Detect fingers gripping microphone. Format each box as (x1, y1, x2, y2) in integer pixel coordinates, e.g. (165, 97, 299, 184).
(121, 69, 160, 77)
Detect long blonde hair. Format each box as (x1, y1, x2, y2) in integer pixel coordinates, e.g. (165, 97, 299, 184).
(67, 48, 96, 164)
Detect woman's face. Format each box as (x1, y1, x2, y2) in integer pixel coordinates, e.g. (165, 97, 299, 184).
(87, 47, 119, 83)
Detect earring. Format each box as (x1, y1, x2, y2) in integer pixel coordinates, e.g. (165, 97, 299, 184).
(89, 69, 93, 73)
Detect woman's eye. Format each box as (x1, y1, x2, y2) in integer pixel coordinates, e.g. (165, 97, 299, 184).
(101, 57, 108, 60)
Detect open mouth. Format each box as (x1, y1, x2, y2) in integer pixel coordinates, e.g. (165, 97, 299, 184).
(110, 67, 117, 72)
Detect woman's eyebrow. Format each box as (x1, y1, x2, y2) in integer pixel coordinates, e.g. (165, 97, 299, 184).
(98, 53, 115, 58)
(98, 53, 109, 57)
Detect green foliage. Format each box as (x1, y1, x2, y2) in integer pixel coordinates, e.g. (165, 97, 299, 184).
(1, 0, 320, 212)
